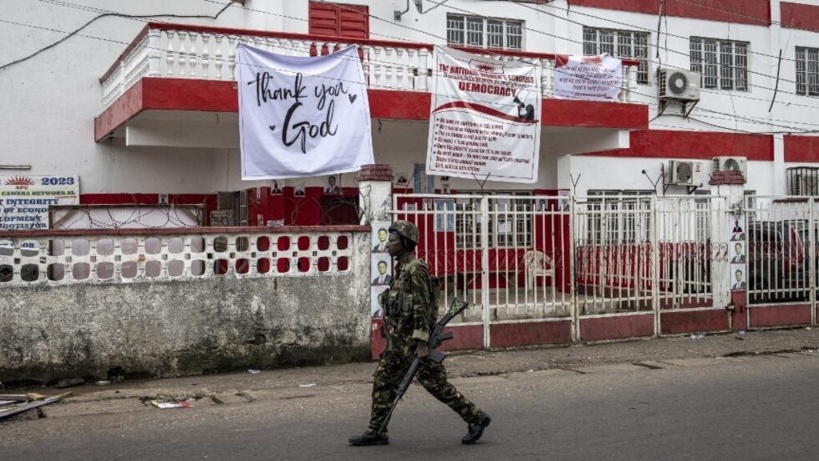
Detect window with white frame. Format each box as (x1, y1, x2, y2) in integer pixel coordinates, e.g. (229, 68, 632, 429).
(796, 46, 819, 96)
(454, 192, 534, 249)
(446, 14, 523, 50)
(583, 27, 649, 84)
(585, 190, 653, 244)
(690, 37, 748, 91)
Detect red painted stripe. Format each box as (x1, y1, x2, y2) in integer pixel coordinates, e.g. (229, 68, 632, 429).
(585, 130, 774, 161)
(95, 79, 649, 140)
(490, 321, 572, 347)
(432, 101, 539, 124)
(784, 135, 819, 162)
(580, 314, 654, 341)
(660, 309, 729, 335)
(749, 303, 812, 328)
(781, 2, 819, 32)
(569, 0, 770, 26)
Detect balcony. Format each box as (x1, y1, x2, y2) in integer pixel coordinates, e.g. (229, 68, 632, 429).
(95, 22, 648, 148)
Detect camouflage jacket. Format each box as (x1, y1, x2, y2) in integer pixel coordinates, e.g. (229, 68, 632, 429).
(379, 252, 434, 347)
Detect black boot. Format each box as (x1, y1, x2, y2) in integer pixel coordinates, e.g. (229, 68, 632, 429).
(461, 413, 491, 445)
(349, 431, 389, 446)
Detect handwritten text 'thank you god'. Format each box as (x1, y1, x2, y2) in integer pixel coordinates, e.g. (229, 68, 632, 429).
(248, 72, 359, 154)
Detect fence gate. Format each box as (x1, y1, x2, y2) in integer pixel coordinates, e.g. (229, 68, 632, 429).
(392, 193, 572, 347)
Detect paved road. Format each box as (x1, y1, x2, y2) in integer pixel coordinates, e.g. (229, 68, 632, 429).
(3, 350, 819, 460)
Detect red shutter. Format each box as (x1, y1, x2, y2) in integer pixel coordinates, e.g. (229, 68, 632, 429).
(308, 2, 369, 38)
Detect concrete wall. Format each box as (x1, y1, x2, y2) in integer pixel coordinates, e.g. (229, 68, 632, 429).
(0, 232, 372, 385)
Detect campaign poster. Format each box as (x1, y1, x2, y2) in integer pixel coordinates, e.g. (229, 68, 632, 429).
(554, 53, 623, 101)
(426, 46, 541, 183)
(0, 175, 80, 230)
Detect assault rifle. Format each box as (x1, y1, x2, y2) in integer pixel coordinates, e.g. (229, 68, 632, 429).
(378, 297, 469, 433)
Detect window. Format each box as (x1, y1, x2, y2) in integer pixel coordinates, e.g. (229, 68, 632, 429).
(690, 37, 748, 91)
(585, 191, 653, 244)
(447, 14, 523, 50)
(796, 47, 819, 96)
(583, 28, 649, 84)
(454, 193, 534, 248)
(308, 2, 368, 39)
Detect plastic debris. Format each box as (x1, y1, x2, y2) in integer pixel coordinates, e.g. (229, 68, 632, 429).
(151, 399, 193, 409)
(247, 369, 261, 375)
(96, 380, 111, 386)
(690, 333, 705, 340)
(298, 383, 317, 388)
(55, 377, 85, 389)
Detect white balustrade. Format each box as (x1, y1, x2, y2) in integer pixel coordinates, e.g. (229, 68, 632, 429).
(100, 25, 641, 110)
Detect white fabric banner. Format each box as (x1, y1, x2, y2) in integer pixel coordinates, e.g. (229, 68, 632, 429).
(553, 54, 623, 101)
(237, 44, 374, 180)
(426, 47, 541, 183)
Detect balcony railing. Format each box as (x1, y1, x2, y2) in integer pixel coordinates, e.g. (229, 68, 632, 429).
(100, 22, 640, 109)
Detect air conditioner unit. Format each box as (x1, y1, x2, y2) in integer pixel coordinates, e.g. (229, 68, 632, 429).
(658, 69, 701, 101)
(668, 160, 704, 186)
(713, 156, 748, 179)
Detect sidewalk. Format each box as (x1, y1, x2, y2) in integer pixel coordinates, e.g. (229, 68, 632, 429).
(5, 328, 819, 416)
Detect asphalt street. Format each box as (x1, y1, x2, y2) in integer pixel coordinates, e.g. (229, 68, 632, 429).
(3, 329, 819, 460)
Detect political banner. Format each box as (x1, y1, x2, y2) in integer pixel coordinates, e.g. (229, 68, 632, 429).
(236, 44, 374, 180)
(554, 54, 623, 101)
(0, 175, 80, 230)
(426, 46, 541, 183)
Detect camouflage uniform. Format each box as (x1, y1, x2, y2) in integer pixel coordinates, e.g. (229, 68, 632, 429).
(369, 249, 483, 437)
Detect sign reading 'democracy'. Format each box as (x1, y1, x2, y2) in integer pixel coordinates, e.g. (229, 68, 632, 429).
(237, 44, 374, 180)
(0, 175, 80, 230)
(426, 46, 541, 183)
(554, 54, 623, 101)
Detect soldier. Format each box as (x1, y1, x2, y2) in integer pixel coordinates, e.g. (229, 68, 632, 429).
(349, 220, 491, 446)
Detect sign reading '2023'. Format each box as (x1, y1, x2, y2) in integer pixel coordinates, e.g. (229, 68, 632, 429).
(0, 175, 80, 230)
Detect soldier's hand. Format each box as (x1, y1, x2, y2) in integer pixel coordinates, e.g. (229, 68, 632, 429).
(415, 341, 429, 358)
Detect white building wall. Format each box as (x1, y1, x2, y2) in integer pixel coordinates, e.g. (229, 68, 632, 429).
(1, 0, 817, 196)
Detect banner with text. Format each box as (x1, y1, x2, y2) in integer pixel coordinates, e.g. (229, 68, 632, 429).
(554, 54, 622, 101)
(1, 175, 80, 230)
(426, 46, 541, 183)
(237, 44, 374, 180)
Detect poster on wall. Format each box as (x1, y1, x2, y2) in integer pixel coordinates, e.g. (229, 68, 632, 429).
(426, 46, 541, 183)
(553, 54, 623, 101)
(370, 221, 393, 317)
(236, 44, 374, 180)
(0, 175, 79, 230)
(729, 213, 747, 291)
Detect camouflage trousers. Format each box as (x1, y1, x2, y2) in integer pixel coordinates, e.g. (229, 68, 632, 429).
(368, 347, 483, 437)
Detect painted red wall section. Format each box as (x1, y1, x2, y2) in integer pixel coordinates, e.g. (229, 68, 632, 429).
(95, 80, 649, 141)
(781, 2, 819, 32)
(491, 321, 572, 347)
(579, 314, 654, 341)
(586, 130, 774, 161)
(660, 309, 729, 335)
(784, 135, 819, 162)
(568, 0, 770, 25)
(749, 304, 812, 328)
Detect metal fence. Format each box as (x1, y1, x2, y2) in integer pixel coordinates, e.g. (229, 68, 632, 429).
(744, 196, 816, 305)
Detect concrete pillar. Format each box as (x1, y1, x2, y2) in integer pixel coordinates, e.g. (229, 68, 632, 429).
(356, 164, 395, 225)
(710, 171, 747, 331)
(356, 164, 394, 360)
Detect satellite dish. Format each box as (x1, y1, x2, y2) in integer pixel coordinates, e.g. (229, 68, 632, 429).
(668, 71, 689, 96)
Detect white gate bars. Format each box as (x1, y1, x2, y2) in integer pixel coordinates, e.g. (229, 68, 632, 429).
(392, 194, 571, 347)
(744, 196, 816, 308)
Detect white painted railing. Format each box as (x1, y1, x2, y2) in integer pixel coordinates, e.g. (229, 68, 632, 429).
(0, 227, 364, 286)
(100, 23, 640, 110)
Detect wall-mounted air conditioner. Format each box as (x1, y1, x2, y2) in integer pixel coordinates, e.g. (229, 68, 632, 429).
(668, 160, 704, 186)
(658, 69, 701, 101)
(713, 156, 748, 179)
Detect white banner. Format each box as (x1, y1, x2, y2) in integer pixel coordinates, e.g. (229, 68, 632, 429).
(426, 46, 541, 183)
(554, 54, 623, 101)
(0, 175, 80, 230)
(237, 44, 374, 180)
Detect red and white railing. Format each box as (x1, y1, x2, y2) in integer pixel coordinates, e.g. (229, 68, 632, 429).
(100, 22, 641, 109)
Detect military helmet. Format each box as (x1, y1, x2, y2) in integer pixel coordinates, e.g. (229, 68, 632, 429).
(389, 220, 419, 244)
